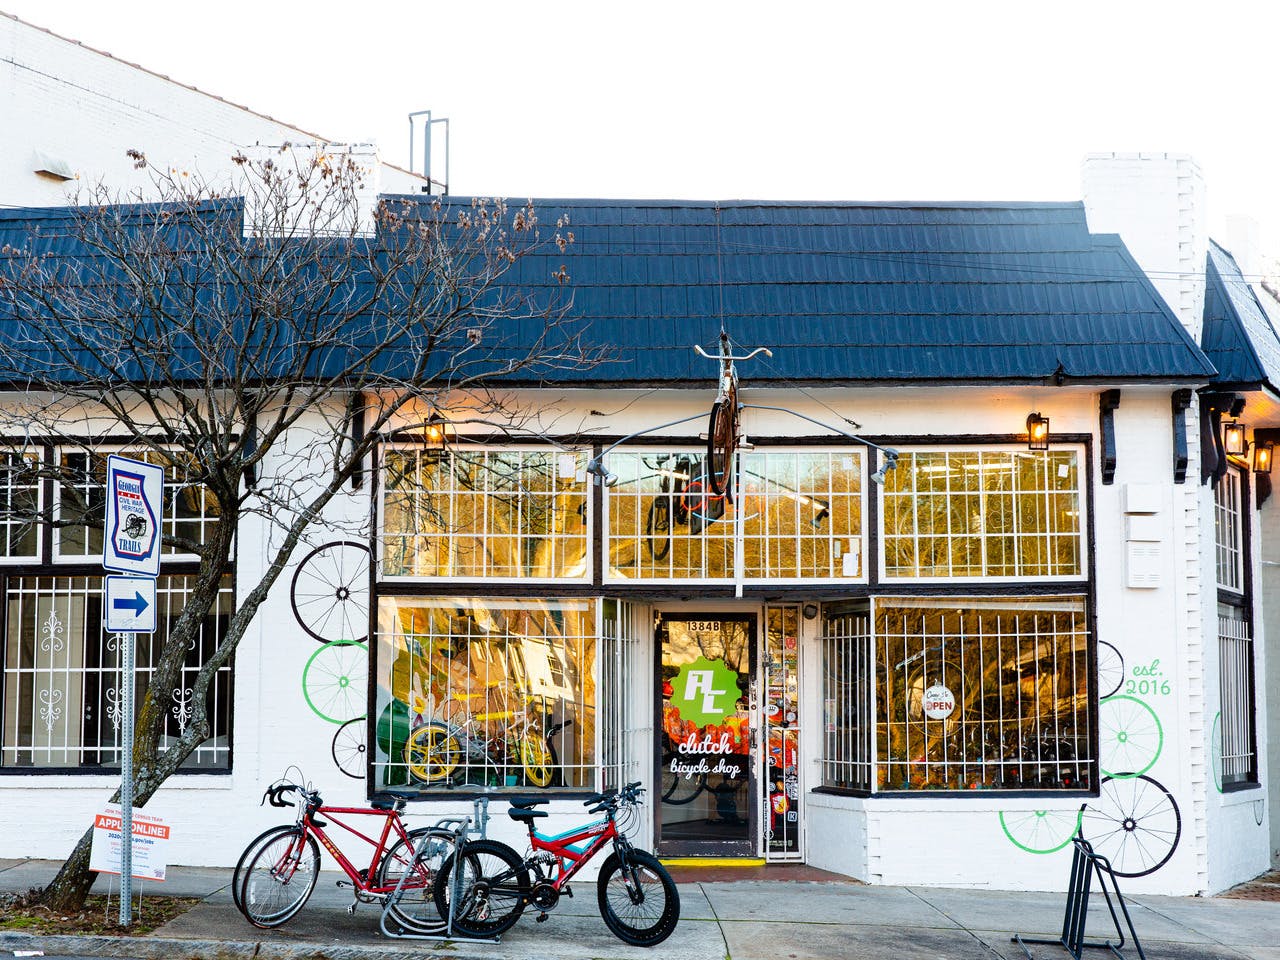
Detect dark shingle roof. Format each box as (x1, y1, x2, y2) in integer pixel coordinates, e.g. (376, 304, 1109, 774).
(0, 197, 1216, 388)
(1201, 240, 1280, 392)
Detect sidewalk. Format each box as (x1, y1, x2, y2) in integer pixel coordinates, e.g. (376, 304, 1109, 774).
(4, 858, 1280, 959)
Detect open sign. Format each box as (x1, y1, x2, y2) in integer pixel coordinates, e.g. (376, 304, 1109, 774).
(922, 684, 956, 720)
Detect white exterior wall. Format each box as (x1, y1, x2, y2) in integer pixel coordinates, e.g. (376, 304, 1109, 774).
(0, 13, 423, 208)
(0, 382, 1222, 896)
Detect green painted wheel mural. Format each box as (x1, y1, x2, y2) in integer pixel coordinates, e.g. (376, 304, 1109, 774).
(302, 639, 368, 724)
(999, 808, 1082, 854)
(1098, 694, 1162, 780)
(1211, 711, 1223, 794)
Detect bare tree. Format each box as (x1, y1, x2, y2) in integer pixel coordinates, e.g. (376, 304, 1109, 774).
(0, 145, 593, 913)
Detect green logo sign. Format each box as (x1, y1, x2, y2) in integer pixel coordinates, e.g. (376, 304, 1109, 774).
(669, 656, 742, 727)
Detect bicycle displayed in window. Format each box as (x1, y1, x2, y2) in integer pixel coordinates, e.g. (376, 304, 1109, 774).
(233, 778, 455, 929)
(431, 781, 680, 946)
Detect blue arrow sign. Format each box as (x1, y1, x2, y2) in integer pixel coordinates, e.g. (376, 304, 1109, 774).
(104, 576, 157, 633)
(112, 591, 150, 616)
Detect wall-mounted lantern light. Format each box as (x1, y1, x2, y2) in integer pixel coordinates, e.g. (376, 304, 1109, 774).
(1026, 412, 1050, 451)
(423, 413, 448, 446)
(1223, 420, 1248, 457)
(1254, 441, 1273, 475)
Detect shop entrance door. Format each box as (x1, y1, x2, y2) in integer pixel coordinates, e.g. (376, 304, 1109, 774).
(655, 613, 756, 858)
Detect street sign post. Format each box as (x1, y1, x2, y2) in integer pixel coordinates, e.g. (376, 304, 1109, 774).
(102, 455, 163, 926)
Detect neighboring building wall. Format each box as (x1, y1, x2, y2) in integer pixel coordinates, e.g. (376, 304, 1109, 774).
(0, 13, 423, 207)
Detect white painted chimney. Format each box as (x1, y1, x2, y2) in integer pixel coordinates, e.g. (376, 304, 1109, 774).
(1082, 152, 1207, 342)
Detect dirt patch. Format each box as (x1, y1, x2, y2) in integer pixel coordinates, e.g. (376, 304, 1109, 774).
(0, 889, 202, 935)
(1219, 869, 1280, 901)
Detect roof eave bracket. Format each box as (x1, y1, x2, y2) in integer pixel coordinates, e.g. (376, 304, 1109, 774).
(1099, 389, 1121, 485)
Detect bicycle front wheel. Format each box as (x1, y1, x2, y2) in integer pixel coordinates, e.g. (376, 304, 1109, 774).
(597, 849, 680, 946)
(706, 392, 737, 501)
(238, 827, 320, 928)
(378, 827, 457, 931)
(231, 825, 296, 913)
(403, 721, 461, 784)
(520, 734, 554, 788)
(433, 839, 529, 937)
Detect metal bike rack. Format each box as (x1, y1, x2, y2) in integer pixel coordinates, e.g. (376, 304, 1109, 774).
(1013, 836, 1146, 960)
(380, 796, 502, 943)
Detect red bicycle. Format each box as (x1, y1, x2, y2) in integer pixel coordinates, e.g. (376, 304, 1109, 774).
(432, 781, 679, 946)
(233, 780, 457, 929)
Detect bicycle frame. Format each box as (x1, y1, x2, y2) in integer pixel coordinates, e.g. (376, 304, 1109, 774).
(300, 804, 417, 896)
(526, 816, 621, 890)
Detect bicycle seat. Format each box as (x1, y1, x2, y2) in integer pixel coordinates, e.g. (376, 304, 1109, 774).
(508, 806, 549, 823)
(507, 796, 548, 808)
(368, 792, 410, 811)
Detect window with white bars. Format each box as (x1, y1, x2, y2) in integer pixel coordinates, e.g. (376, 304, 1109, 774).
(599, 598, 645, 792)
(881, 449, 1084, 580)
(0, 452, 40, 561)
(820, 597, 1093, 793)
(1, 574, 234, 769)
(380, 447, 590, 580)
(373, 597, 597, 791)
(605, 448, 864, 581)
(55, 449, 223, 560)
(1218, 607, 1257, 787)
(820, 608, 873, 792)
(1214, 469, 1244, 593)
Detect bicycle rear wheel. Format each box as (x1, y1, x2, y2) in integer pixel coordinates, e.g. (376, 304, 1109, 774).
(379, 827, 457, 931)
(433, 838, 529, 937)
(597, 849, 680, 946)
(238, 827, 320, 928)
(706, 385, 738, 501)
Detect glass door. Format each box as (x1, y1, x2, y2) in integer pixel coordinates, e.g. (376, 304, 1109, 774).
(655, 613, 756, 857)
(763, 605, 802, 858)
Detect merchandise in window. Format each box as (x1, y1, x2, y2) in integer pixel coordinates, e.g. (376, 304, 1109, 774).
(373, 597, 596, 791)
(881, 449, 1083, 579)
(606, 449, 864, 581)
(1, 574, 234, 769)
(381, 448, 589, 580)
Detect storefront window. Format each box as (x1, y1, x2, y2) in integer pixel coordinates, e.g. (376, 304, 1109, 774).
(0, 451, 40, 561)
(606, 448, 863, 581)
(873, 597, 1092, 791)
(373, 597, 595, 791)
(381, 447, 589, 580)
(881, 449, 1083, 579)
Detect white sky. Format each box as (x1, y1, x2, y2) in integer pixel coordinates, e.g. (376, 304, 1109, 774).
(7, 0, 1280, 251)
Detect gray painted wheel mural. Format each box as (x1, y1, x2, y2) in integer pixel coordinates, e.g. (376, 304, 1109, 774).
(291, 540, 371, 644)
(1080, 774, 1181, 877)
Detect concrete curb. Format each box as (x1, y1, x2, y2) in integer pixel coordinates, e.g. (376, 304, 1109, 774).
(0, 931, 467, 960)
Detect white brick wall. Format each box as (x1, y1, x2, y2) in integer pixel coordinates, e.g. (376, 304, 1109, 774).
(0, 12, 423, 209)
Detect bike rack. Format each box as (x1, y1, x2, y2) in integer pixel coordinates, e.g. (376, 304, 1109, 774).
(1013, 836, 1146, 960)
(379, 796, 502, 943)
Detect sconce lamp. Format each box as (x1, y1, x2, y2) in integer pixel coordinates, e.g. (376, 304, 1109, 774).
(423, 414, 448, 446)
(1254, 441, 1273, 475)
(802, 603, 819, 621)
(1223, 420, 1248, 457)
(1026, 412, 1050, 451)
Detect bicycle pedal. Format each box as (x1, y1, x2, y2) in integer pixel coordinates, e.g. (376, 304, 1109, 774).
(335, 879, 351, 888)
(535, 912, 549, 923)
(347, 902, 359, 915)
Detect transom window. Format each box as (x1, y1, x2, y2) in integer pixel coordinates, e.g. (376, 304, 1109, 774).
(0, 452, 41, 561)
(605, 448, 864, 581)
(55, 449, 223, 560)
(881, 448, 1083, 579)
(381, 447, 589, 580)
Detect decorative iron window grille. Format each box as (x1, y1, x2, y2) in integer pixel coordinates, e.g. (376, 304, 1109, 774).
(55, 449, 223, 560)
(1, 574, 234, 769)
(380, 447, 589, 580)
(1218, 609, 1257, 787)
(820, 597, 1093, 793)
(605, 448, 864, 582)
(373, 597, 600, 791)
(881, 448, 1084, 580)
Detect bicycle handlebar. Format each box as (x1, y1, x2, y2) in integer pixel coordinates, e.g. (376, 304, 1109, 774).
(262, 783, 320, 809)
(693, 343, 773, 363)
(583, 781, 644, 814)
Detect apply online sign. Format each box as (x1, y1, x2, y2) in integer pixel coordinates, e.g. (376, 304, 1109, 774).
(88, 805, 170, 881)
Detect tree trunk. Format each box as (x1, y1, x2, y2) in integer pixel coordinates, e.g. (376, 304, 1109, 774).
(36, 826, 96, 912)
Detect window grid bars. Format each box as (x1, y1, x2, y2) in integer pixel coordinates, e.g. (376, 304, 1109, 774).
(1218, 614, 1256, 785)
(600, 599, 644, 792)
(2, 574, 232, 769)
(819, 611, 873, 792)
(1214, 472, 1244, 593)
(0, 452, 40, 561)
